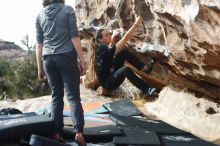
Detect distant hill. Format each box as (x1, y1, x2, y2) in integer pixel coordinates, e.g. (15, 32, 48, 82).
(0, 39, 26, 62)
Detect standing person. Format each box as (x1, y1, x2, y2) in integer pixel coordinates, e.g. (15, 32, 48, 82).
(35, 0, 86, 145)
(87, 16, 157, 96)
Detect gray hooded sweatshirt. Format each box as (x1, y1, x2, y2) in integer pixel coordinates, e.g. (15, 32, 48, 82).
(35, 3, 78, 56)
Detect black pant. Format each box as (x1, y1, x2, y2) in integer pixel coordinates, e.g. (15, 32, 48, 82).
(103, 49, 149, 93)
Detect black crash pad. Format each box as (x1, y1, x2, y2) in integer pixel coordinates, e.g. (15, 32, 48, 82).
(29, 134, 70, 146)
(160, 135, 218, 146)
(84, 125, 122, 137)
(0, 108, 22, 115)
(103, 99, 142, 116)
(0, 112, 37, 120)
(109, 114, 188, 135)
(113, 124, 161, 146)
(0, 114, 55, 142)
(64, 125, 121, 139)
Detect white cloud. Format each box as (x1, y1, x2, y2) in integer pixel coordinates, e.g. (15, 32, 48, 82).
(0, 0, 75, 49)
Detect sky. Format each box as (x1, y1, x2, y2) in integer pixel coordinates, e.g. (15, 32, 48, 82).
(0, 0, 75, 50)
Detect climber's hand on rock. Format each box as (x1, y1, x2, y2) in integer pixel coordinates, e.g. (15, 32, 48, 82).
(111, 29, 121, 43)
(134, 0, 147, 18)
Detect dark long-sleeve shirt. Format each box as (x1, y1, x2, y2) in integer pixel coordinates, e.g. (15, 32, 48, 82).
(95, 44, 116, 85)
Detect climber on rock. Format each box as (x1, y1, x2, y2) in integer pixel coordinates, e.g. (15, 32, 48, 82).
(87, 16, 158, 96)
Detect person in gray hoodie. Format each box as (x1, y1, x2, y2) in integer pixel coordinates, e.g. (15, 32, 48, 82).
(35, 0, 86, 145)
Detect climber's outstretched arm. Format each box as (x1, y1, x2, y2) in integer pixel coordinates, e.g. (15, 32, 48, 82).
(114, 16, 143, 55)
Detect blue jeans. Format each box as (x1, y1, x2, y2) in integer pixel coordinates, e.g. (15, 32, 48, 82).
(43, 52, 84, 134)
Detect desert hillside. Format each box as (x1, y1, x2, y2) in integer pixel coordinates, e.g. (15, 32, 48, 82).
(0, 39, 26, 61)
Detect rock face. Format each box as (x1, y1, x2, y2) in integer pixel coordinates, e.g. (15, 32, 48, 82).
(74, 0, 220, 143)
(147, 0, 220, 102)
(0, 39, 25, 61)
(145, 86, 220, 143)
(75, 0, 220, 102)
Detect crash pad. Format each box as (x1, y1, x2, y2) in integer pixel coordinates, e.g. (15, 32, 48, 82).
(0, 114, 54, 142)
(103, 99, 142, 116)
(110, 114, 188, 135)
(29, 134, 69, 146)
(113, 124, 161, 146)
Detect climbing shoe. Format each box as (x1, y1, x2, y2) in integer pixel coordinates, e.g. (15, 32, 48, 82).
(148, 87, 158, 96)
(144, 58, 156, 74)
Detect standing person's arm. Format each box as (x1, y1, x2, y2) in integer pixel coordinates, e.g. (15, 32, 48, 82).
(68, 7, 86, 76)
(115, 16, 143, 55)
(36, 43, 45, 80)
(71, 37, 86, 76)
(35, 15, 45, 80)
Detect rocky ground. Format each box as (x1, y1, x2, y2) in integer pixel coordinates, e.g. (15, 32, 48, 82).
(0, 85, 113, 113)
(1, 84, 220, 145)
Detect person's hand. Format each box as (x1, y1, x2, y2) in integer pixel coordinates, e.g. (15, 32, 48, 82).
(112, 29, 121, 38)
(134, 16, 144, 25)
(134, 1, 148, 18)
(134, 1, 154, 22)
(79, 61, 86, 76)
(111, 29, 121, 44)
(38, 68, 46, 80)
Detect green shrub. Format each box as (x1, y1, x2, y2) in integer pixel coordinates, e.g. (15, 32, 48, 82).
(12, 53, 50, 98)
(0, 60, 13, 77)
(0, 52, 50, 99)
(0, 60, 14, 98)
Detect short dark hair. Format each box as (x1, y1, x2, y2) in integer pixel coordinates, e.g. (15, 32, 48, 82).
(42, 0, 65, 7)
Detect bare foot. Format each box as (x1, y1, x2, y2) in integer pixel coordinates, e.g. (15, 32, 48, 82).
(51, 133, 64, 143)
(75, 132, 86, 146)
